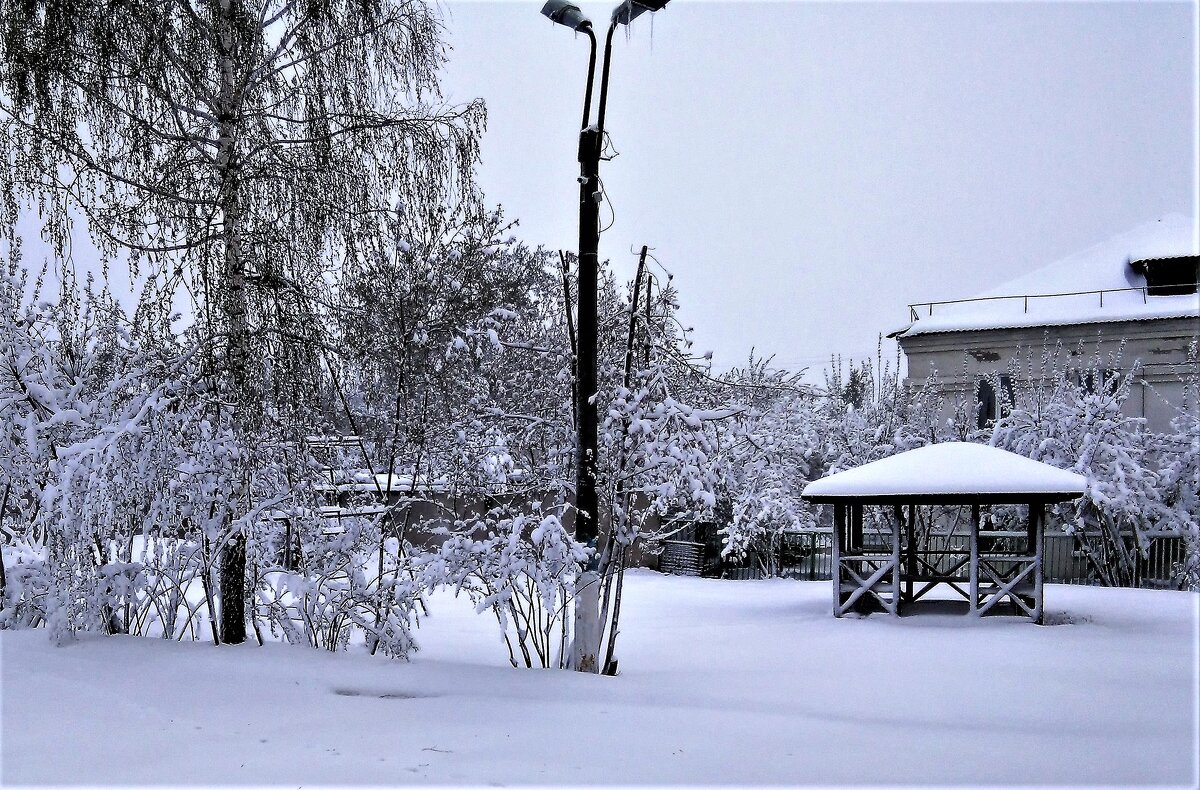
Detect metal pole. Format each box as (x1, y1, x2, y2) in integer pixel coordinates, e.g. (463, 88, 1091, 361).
(571, 22, 617, 674)
(575, 50, 602, 565)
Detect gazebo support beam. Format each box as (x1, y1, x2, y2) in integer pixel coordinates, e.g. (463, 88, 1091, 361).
(1032, 503, 1044, 624)
(970, 501, 1044, 622)
(891, 505, 901, 615)
(969, 504, 980, 615)
(831, 503, 843, 617)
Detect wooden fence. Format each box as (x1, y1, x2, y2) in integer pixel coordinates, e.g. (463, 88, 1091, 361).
(717, 531, 1190, 589)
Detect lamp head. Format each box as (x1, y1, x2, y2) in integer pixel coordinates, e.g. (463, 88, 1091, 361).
(541, 0, 593, 31)
(611, 0, 670, 25)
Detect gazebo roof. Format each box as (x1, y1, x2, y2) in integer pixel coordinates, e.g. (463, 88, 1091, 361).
(801, 442, 1087, 504)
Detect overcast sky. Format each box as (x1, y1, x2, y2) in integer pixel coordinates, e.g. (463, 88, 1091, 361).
(11, 1, 1195, 380)
(439, 0, 1197, 377)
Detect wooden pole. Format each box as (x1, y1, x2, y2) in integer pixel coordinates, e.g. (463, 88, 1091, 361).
(1032, 502, 1044, 624)
(643, 272, 652, 370)
(969, 503, 980, 615)
(906, 505, 917, 602)
(891, 505, 901, 616)
(832, 504, 843, 617)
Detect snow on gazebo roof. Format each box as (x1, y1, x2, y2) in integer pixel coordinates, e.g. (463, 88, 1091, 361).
(801, 442, 1087, 504)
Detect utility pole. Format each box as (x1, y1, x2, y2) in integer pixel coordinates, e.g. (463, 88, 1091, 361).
(573, 120, 603, 673)
(541, 0, 673, 673)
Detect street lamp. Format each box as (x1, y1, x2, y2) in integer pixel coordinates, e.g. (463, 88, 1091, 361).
(541, 0, 591, 30)
(611, 0, 669, 25)
(541, 0, 672, 674)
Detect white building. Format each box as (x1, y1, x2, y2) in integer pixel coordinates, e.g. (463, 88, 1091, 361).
(892, 214, 1199, 432)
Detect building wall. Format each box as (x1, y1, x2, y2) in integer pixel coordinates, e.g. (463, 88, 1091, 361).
(898, 316, 1199, 432)
(322, 489, 665, 569)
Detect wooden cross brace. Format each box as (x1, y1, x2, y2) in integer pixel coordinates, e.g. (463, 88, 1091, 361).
(976, 558, 1037, 618)
(837, 557, 899, 616)
(905, 552, 971, 602)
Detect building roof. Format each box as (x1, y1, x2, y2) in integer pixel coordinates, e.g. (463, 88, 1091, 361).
(895, 214, 1199, 338)
(314, 472, 451, 494)
(801, 442, 1087, 504)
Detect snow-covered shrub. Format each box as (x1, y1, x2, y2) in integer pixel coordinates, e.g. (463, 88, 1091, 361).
(712, 357, 820, 572)
(0, 538, 50, 628)
(422, 508, 585, 668)
(0, 266, 429, 652)
(1, 269, 183, 639)
(603, 369, 731, 547)
(1147, 344, 1200, 589)
(989, 355, 1175, 587)
(714, 350, 958, 570)
(257, 518, 421, 658)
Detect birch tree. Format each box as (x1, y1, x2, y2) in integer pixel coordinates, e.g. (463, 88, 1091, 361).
(0, 0, 484, 643)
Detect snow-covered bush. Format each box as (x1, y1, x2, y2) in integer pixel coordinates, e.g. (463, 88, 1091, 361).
(0, 265, 431, 651)
(988, 346, 1189, 587)
(711, 356, 820, 571)
(1, 268, 182, 639)
(257, 516, 422, 658)
(422, 508, 585, 668)
(0, 538, 50, 628)
(714, 351, 954, 570)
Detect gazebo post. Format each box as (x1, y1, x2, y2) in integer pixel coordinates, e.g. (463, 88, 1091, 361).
(832, 503, 844, 617)
(906, 504, 917, 603)
(969, 503, 980, 615)
(891, 504, 901, 615)
(1030, 502, 1044, 624)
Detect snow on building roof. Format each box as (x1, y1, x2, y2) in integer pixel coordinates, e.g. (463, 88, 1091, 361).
(314, 472, 451, 494)
(801, 442, 1087, 502)
(896, 214, 1199, 338)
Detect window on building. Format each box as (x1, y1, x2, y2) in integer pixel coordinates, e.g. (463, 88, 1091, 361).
(1076, 368, 1119, 396)
(1132, 255, 1199, 296)
(976, 375, 1014, 428)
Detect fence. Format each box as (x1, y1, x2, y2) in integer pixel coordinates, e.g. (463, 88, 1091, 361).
(722, 531, 1189, 589)
(908, 285, 1153, 321)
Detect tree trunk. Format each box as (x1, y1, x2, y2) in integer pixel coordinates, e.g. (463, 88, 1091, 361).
(0, 483, 10, 607)
(571, 573, 600, 672)
(219, 530, 246, 643)
(215, 0, 251, 645)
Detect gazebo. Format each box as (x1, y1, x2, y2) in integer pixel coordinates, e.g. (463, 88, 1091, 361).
(801, 443, 1086, 623)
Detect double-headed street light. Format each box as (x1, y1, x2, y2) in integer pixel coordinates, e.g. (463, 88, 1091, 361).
(541, 0, 672, 674)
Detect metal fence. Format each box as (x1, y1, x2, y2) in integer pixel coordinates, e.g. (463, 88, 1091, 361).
(725, 531, 1189, 589)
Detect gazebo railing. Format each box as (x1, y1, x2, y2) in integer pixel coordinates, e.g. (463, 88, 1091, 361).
(772, 531, 1186, 589)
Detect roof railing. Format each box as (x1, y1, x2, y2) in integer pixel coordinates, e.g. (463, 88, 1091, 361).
(908, 286, 1152, 322)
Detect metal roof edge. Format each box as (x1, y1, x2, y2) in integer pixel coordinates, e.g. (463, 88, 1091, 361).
(900, 310, 1199, 339)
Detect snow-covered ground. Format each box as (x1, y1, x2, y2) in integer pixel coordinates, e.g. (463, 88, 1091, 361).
(3, 571, 1197, 787)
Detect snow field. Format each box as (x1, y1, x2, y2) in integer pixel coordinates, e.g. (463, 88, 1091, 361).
(3, 570, 1197, 787)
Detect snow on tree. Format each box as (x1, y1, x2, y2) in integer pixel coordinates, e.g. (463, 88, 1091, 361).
(0, 262, 426, 652)
(0, 0, 485, 644)
(708, 355, 820, 573)
(986, 343, 1178, 587)
(1151, 347, 1200, 589)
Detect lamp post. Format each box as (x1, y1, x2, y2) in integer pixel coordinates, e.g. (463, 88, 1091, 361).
(541, 0, 671, 673)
